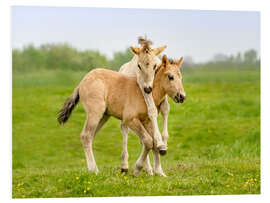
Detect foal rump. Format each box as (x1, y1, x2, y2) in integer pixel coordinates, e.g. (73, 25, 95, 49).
(57, 87, 80, 124)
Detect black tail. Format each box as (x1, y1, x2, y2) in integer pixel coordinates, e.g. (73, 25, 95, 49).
(57, 87, 80, 124)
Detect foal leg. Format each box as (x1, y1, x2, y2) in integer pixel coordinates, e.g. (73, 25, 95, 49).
(80, 104, 107, 174)
(144, 153, 153, 175)
(125, 118, 153, 176)
(160, 96, 170, 147)
(153, 148, 167, 177)
(80, 116, 100, 174)
(121, 121, 153, 174)
(133, 143, 150, 176)
(141, 91, 167, 155)
(120, 122, 129, 173)
(143, 120, 166, 176)
(95, 115, 110, 134)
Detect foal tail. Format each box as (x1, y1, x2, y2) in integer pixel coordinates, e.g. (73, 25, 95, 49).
(57, 87, 80, 124)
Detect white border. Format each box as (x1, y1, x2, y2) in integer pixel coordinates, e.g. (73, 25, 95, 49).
(1, 0, 269, 203)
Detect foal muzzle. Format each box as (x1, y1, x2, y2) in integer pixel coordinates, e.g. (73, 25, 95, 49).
(144, 86, 152, 94)
(174, 92, 186, 103)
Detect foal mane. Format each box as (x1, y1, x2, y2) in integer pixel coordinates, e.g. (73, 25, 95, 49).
(168, 58, 179, 65)
(138, 36, 153, 53)
(155, 57, 179, 75)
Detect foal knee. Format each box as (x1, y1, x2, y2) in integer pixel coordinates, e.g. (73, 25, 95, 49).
(142, 136, 153, 150)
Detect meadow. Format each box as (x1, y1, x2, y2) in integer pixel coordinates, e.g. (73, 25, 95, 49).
(12, 66, 260, 198)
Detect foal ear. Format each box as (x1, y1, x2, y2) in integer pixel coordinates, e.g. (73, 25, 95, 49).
(153, 45, 167, 56)
(162, 55, 168, 66)
(177, 57, 184, 68)
(130, 46, 140, 55)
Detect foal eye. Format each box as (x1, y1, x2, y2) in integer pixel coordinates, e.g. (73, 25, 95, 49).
(138, 64, 142, 70)
(168, 75, 174, 81)
(153, 64, 157, 70)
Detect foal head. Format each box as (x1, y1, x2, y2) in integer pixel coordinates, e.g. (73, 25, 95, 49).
(130, 36, 167, 94)
(158, 55, 186, 103)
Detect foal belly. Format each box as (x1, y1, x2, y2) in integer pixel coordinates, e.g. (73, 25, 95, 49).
(106, 107, 123, 120)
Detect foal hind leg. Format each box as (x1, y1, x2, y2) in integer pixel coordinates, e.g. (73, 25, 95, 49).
(80, 105, 106, 174)
(80, 117, 99, 174)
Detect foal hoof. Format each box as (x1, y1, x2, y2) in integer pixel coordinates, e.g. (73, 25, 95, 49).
(159, 149, 167, 156)
(158, 145, 167, 156)
(121, 168, 128, 173)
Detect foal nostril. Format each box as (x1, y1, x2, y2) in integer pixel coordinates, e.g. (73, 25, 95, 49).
(144, 87, 152, 94)
(180, 94, 185, 100)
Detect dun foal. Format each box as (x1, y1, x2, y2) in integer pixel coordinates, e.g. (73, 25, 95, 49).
(119, 37, 176, 173)
(119, 37, 168, 155)
(58, 55, 185, 176)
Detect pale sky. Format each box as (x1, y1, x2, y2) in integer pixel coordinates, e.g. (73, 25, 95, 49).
(12, 6, 260, 63)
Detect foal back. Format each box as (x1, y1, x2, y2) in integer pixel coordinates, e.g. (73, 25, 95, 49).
(79, 68, 147, 121)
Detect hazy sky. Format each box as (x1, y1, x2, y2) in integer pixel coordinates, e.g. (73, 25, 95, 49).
(12, 6, 260, 62)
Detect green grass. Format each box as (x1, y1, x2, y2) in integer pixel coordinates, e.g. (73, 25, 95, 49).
(12, 67, 260, 198)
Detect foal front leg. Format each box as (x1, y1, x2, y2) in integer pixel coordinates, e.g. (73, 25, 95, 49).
(125, 118, 153, 176)
(120, 122, 153, 175)
(141, 92, 167, 155)
(153, 148, 167, 177)
(160, 96, 170, 146)
(134, 144, 150, 176)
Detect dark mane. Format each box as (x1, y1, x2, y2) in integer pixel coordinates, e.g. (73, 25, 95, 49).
(138, 36, 153, 52)
(168, 58, 179, 65)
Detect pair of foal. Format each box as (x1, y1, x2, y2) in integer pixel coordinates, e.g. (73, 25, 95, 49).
(58, 46, 186, 177)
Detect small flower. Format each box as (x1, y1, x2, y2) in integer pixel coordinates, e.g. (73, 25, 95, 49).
(88, 181, 91, 184)
(87, 187, 91, 191)
(84, 190, 87, 193)
(17, 183, 21, 187)
(76, 176, 79, 180)
(228, 172, 234, 177)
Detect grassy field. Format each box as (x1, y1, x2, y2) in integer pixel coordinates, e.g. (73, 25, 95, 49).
(12, 67, 260, 198)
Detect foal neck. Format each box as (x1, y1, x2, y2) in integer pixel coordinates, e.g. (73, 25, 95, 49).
(152, 66, 166, 106)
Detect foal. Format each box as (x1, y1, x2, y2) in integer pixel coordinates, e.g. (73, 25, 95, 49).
(119, 37, 174, 173)
(119, 37, 168, 155)
(58, 55, 185, 176)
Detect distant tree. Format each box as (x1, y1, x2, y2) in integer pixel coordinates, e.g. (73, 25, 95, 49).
(235, 52, 242, 64)
(213, 53, 228, 62)
(12, 43, 111, 73)
(110, 48, 133, 70)
(182, 56, 194, 68)
(244, 49, 257, 65)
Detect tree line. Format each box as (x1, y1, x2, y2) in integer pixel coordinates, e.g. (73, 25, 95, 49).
(12, 43, 260, 73)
